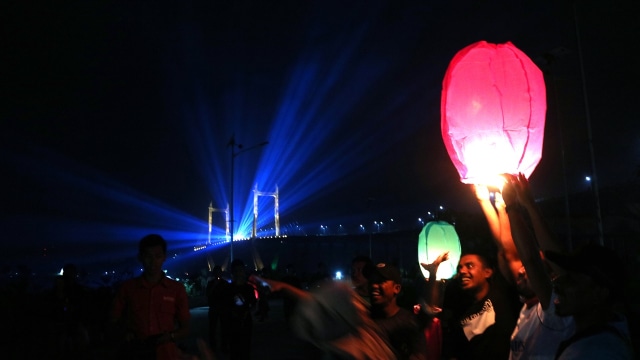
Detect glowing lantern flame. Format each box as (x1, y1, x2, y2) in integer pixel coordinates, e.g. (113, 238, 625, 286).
(418, 221, 461, 280)
(441, 41, 546, 185)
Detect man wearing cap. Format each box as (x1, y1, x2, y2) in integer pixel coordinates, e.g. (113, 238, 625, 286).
(546, 243, 634, 359)
(369, 262, 427, 360)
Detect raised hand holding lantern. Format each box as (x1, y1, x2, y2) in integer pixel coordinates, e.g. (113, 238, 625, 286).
(441, 41, 546, 185)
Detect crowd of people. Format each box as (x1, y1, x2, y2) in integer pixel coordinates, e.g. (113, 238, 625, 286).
(253, 175, 636, 359)
(3, 176, 638, 359)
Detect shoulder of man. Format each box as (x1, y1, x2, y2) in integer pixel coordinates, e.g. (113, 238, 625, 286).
(558, 326, 634, 360)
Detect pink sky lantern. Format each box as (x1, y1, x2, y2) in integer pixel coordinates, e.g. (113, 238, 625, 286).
(441, 41, 546, 185)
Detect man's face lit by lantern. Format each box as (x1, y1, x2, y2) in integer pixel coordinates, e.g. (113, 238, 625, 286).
(457, 254, 492, 294)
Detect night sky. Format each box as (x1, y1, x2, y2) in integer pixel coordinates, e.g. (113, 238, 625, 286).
(3, 0, 639, 271)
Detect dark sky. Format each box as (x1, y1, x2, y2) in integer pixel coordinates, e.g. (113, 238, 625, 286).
(2, 0, 639, 268)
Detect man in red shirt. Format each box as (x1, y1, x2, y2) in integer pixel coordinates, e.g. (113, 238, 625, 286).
(110, 234, 190, 360)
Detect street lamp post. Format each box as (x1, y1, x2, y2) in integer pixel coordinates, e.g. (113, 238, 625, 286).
(228, 135, 268, 262)
(573, 3, 604, 246)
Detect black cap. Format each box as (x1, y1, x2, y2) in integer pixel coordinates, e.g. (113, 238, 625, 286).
(371, 263, 402, 284)
(545, 243, 626, 298)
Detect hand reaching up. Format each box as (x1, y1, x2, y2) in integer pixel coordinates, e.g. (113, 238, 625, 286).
(501, 173, 518, 207)
(494, 191, 506, 210)
(474, 184, 491, 202)
(502, 173, 535, 209)
(421, 251, 449, 277)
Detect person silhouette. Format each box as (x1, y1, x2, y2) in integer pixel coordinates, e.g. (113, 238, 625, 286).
(109, 234, 190, 360)
(223, 259, 256, 360)
(546, 243, 634, 359)
(49, 263, 91, 358)
(206, 265, 229, 353)
(351, 255, 373, 301)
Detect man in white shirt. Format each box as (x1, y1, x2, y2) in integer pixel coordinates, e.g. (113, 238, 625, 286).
(478, 175, 575, 359)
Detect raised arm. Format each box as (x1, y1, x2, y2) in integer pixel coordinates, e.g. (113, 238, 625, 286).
(473, 184, 521, 284)
(513, 173, 565, 255)
(474, 184, 500, 240)
(420, 251, 449, 312)
(252, 275, 313, 302)
(502, 174, 553, 309)
(494, 191, 525, 284)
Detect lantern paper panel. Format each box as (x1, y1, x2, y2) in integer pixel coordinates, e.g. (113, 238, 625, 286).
(418, 221, 461, 280)
(441, 41, 546, 185)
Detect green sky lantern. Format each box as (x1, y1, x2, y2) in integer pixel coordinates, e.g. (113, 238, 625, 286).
(418, 221, 461, 280)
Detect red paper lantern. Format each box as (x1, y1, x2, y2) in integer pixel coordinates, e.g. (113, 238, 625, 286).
(441, 41, 546, 184)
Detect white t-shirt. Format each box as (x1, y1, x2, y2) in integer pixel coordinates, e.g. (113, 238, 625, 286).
(509, 293, 575, 360)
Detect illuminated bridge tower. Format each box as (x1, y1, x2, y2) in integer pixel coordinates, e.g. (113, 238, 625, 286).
(208, 202, 230, 244)
(252, 184, 280, 238)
